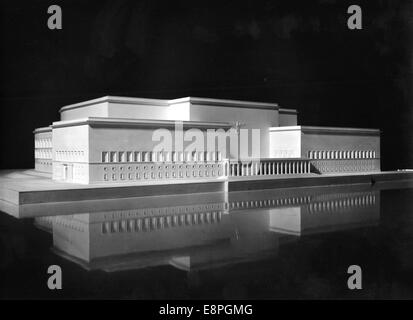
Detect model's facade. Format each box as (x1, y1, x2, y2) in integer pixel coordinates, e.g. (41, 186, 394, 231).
(34, 96, 381, 184)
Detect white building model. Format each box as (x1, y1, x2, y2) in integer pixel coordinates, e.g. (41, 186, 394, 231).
(33, 96, 380, 184)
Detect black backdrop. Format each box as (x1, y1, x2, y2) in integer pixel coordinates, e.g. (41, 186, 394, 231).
(0, 0, 411, 170)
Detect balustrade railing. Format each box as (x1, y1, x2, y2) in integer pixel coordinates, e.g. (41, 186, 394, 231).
(228, 159, 311, 177)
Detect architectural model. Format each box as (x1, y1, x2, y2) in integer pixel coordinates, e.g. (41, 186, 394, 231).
(33, 96, 381, 184)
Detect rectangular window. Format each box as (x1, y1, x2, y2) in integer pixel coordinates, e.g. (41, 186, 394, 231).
(127, 151, 133, 162)
(119, 151, 126, 162)
(102, 152, 109, 163)
(110, 152, 117, 162)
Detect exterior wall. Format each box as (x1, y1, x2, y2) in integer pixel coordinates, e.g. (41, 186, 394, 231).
(61, 101, 191, 122)
(165, 101, 190, 121)
(107, 103, 173, 120)
(88, 126, 230, 183)
(279, 110, 298, 126)
(189, 104, 279, 158)
(89, 161, 228, 184)
(302, 130, 381, 173)
(89, 126, 230, 162)
(269, 126, 381, 173)
(52, 125, 90, 183)
(34, 129, 53, 173)
(269, 130, 301, 158)
(310, 159, 380, 173)
(302, 131, 380, 158)
(60, 102, 108, 121)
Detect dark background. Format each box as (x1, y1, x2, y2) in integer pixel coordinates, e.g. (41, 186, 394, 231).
(0, 0, 412, 171)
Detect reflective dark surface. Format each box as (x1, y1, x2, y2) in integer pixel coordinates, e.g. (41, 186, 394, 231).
(1, 183, 413, 299)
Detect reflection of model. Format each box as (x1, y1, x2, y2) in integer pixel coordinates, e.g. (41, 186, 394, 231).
(33, 96, 380, 184)
(36, 185, 379, 272)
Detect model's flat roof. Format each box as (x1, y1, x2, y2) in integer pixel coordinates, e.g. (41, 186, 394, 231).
(269, 126, 380, 135)
(52, 117, 234, 129)
(33, 126, 52, 134)
(279, 108, 298, 115)
(59, 96, 169, 113)
(168, 97, 278, 110)
(59, 96, 279, 113)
